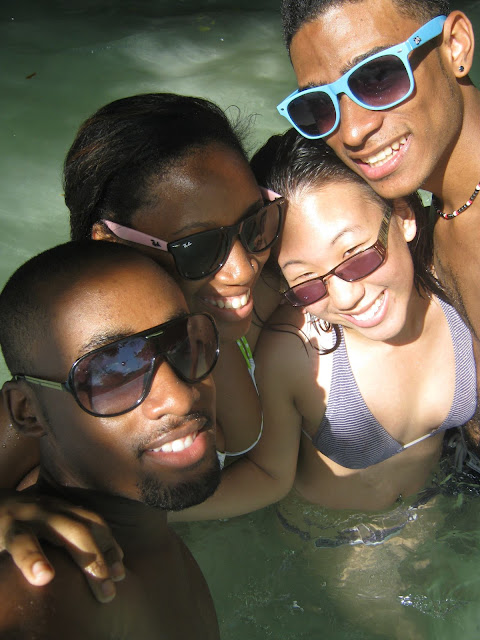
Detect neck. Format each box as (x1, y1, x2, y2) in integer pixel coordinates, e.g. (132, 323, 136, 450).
(34, 473, 170, 545)
(424, 85, 480, 210)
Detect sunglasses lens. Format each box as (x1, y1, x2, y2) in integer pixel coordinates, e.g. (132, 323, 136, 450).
(284, 279, 328, 307)
(171, 231, 228, 280)
(165, 314, 219, 382)
(242, 201, 283, 253)
(71, 314, 218, 417)
(287, 91, 337, 138)
(335, 247, 384, 282)
(349, 55, 411, 107)
(73, 338, 153, 416)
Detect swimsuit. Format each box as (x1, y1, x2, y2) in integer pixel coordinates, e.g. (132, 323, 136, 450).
(216, 336, 263, 468)
(309, 297, 477, 470)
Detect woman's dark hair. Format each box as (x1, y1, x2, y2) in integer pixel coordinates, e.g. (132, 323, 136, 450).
(281, 0, 451, 50)
(64, 93, 248, 241)
(250, 128, 446, 302)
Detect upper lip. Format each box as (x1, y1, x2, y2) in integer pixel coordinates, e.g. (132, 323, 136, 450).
(142, 414, 211, 452)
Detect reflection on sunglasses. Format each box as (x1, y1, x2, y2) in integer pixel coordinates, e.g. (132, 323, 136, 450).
(102, 194, 285, 280)
(15, 313, 219, 417)
(277, 15, 446, 139)
(284, 208, 392, 307)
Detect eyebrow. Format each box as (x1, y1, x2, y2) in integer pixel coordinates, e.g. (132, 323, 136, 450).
(172, 197, 264, 237)
(77, 310, 188, 357)
(281, 224, 364, 271)
(298, 44, 397, 91)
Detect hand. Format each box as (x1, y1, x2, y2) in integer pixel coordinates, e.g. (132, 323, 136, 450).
(0, 490, 125, 603)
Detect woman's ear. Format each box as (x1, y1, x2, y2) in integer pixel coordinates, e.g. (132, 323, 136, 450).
(442, 11, 475, 79)
(2, 381, 48, 439)
(392, 198, 417, 242)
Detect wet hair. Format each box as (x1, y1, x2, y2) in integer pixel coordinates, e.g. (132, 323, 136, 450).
(281, 0, 451, 49)
(0, 241, 168, 375)
(64, 93, 249, 241)
(250, 128, 446, 301)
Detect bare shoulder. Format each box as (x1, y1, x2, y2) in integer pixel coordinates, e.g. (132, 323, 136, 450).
(0, 547, 110, 639)
(255, 306, 321, 380)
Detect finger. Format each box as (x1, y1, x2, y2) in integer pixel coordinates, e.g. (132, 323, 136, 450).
(1, 499, 125, 581)
(4, 524, 55, 587)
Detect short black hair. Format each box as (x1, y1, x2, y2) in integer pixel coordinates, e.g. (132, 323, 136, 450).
(0, 241, 159, 375)
(64, 93, 249, 241)
(281, 0, 450, 49)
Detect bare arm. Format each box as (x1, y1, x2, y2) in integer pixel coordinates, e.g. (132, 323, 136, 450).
(171, 310, 307, 522)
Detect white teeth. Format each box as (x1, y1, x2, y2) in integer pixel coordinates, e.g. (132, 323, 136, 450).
(353, 293, 384, 322)
(207, 291, 250, 310)
(151, 432, 197, 454)
(365, 137, 407, 168)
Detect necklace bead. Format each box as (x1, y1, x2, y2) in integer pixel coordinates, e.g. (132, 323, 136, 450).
(435, 181, 480, 220)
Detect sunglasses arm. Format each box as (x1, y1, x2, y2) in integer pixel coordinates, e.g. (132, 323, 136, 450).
(14, 375, 66, 393)
(102, 220, 169, 252)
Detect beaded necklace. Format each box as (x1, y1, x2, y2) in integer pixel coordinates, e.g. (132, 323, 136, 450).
(435, 181, 480, 220)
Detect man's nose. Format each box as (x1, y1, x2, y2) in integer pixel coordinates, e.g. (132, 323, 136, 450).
(141, 361, 200, 420)
(336, 95, 384, 148)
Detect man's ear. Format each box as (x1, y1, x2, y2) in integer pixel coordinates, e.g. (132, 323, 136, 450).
(392, 198, 417, 242)
(442, 11, 475, 79)
(2, 381, 48, 438)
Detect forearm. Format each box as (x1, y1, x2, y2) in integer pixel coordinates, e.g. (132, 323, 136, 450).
(169, 455, 291, 522)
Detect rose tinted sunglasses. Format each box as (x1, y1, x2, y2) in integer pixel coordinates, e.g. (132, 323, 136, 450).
(277, 15, 446, 139)
(103, 191, 285, 281)
(15, 313, 219, 417)
(284, 208, 392, 307)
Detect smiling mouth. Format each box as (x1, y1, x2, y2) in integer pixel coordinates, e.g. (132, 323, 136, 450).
(149, 432, 198, 454)
(351, 292, 385, 322)
(205, 290, 250, 310)
(362, 137, 407, 169)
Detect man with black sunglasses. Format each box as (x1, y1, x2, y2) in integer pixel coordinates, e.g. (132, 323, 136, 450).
(0, 241, 220, 639)
(278, 0, 480, 446)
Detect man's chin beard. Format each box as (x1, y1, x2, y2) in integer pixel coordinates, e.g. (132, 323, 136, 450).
(138, 454, 221, 511)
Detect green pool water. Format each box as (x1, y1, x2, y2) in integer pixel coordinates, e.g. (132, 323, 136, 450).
(1, 2, 480, 637)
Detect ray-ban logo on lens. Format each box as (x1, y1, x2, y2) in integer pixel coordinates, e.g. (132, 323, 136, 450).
(183, 241, 193, 248)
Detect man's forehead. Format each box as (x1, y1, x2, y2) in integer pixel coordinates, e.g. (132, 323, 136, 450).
(290, 0, 420, 84)
(46, 261, 187, 358)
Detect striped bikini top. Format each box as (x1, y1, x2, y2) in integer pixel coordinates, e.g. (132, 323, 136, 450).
(310, 297, 477, 469)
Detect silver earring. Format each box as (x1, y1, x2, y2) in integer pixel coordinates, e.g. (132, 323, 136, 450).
(459, 65, 465, 72)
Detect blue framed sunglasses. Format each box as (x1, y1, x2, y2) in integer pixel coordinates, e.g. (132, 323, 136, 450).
(277, 15, 446, 139)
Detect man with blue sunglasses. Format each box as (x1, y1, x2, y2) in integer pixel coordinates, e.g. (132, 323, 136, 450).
(0, 241, 220, 638)
(278, 0, 480, 445)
